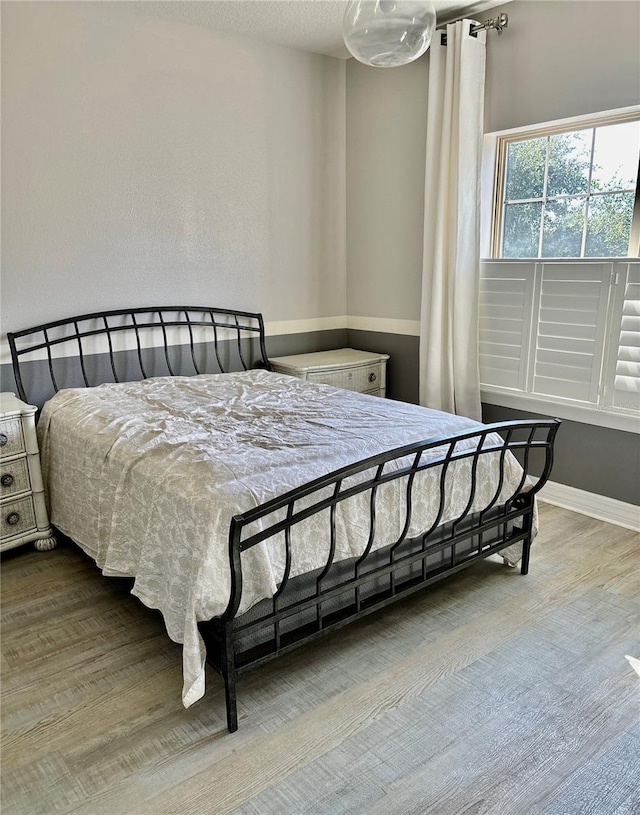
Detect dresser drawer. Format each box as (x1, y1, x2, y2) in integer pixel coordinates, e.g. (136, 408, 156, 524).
(0, 416, 26, 458)
(0, 457, 30, 498)
(306, 362, 384, 392)
(1, 495, 37, 540)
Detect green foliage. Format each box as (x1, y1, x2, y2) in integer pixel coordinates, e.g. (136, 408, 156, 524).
(585, 192, 634, 256)
(501, 129, 635, 258)
(505, 137, 546, 200)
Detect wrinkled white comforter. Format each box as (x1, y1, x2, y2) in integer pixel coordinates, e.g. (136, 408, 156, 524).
(38, 370, 529, 706)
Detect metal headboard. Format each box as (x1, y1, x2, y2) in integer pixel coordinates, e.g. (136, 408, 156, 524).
(7, 306, 271, 407)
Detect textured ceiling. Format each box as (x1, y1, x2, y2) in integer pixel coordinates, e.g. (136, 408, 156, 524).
(109, 0, 510, 59)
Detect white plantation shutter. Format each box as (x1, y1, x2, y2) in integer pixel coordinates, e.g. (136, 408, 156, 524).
(529, 263, 611, 403)
(480, 260, 639, 416)
(608, 262, 640, 411)
(479, 262, 534, 390)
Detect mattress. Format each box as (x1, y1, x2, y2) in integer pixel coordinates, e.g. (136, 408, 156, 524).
(37, 370, 529, 706)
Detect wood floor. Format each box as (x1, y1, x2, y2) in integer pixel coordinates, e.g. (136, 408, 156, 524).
(2, 503, 639, 815)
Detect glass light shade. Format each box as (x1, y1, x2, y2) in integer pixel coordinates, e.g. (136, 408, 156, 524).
(343, 0, 437, 68)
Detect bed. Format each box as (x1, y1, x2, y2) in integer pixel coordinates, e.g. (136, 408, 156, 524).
(8, 306, 559, 732)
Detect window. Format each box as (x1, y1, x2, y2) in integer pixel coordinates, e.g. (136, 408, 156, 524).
(481, 110, 640, 431)
(493, 116, 640, 259)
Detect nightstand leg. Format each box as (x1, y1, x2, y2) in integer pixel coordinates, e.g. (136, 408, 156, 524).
(34, 535, 57, 551)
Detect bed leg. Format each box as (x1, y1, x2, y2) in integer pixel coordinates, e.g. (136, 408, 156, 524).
(224, 672, 239, 733)
(220, 626, 238, 733)
(520, 537, 531, 575)
(519, 495, 535, 576)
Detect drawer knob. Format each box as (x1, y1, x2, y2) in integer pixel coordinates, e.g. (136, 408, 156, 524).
(368, 372, 377, 383)
(0, 433, 7, 447)
(1, 474, 14, 487)
(5, 512, 20, 526)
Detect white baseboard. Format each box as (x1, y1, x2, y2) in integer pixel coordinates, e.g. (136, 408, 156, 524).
(538, 480, 640, 532)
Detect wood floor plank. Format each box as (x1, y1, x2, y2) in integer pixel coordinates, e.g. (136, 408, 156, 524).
(541, 724, 640, 815)
(3, 658, 181, 770)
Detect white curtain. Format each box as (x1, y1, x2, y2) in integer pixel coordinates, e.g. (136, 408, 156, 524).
(419, 20, 486, 421)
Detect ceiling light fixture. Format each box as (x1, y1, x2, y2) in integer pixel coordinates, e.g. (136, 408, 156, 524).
(342, 0, 437, 68)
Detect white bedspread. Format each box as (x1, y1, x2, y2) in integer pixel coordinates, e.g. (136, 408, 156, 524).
(38, 370, 529, 706)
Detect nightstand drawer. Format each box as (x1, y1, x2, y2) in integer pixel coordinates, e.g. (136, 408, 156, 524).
(0, 416, 26, 458)
(0, 457, 30, 498)
(1, 495, 37, 539)
(306, 362, 384, 392)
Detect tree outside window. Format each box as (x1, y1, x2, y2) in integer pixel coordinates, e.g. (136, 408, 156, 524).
(498, 120, 639, 259)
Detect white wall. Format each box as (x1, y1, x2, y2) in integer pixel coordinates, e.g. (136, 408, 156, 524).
(485, 0, 640, 133)
(346, 56, 428, 323)
(1, 1, 346, 336)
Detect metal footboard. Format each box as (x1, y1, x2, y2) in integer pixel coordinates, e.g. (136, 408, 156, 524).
(200, 419, 560, 732)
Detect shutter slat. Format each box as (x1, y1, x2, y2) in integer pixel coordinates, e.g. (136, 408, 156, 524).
(537, 321, 598, 341)
(617, 345, 640, 363)
(539, 308, 603, 327)
(480, 341, 523, 360)
(536, 349, 595, 370)
(479, 304, 525, 321)
(480, 329, 525, 346)
(537, 335, 595, 354)
(541, 264, 610, 282)
(480, 279, 527, 293)
(479, 354, 521, 372)
(614, 374, 640, 393)
(534, 361, 593, 384)
(540, 295, 602, 312)
(533, 376, 592, 401)
(542, 280, 603, 297)
(479, 291, 528, 308)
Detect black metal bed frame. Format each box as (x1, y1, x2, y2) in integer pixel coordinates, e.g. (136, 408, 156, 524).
(8, 306, 560, 733)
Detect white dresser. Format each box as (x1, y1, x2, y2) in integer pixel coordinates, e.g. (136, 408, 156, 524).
(270, 348, 390, 397)
(0, 393, 56, 552)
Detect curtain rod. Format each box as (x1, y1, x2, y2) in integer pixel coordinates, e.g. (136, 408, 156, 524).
(439, 12, 509, 43)
(469, 12, 508, 35)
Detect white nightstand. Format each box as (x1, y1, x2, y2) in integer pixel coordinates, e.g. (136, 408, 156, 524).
(0, 393, 56, 553)
(270, 348, 390, 397)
